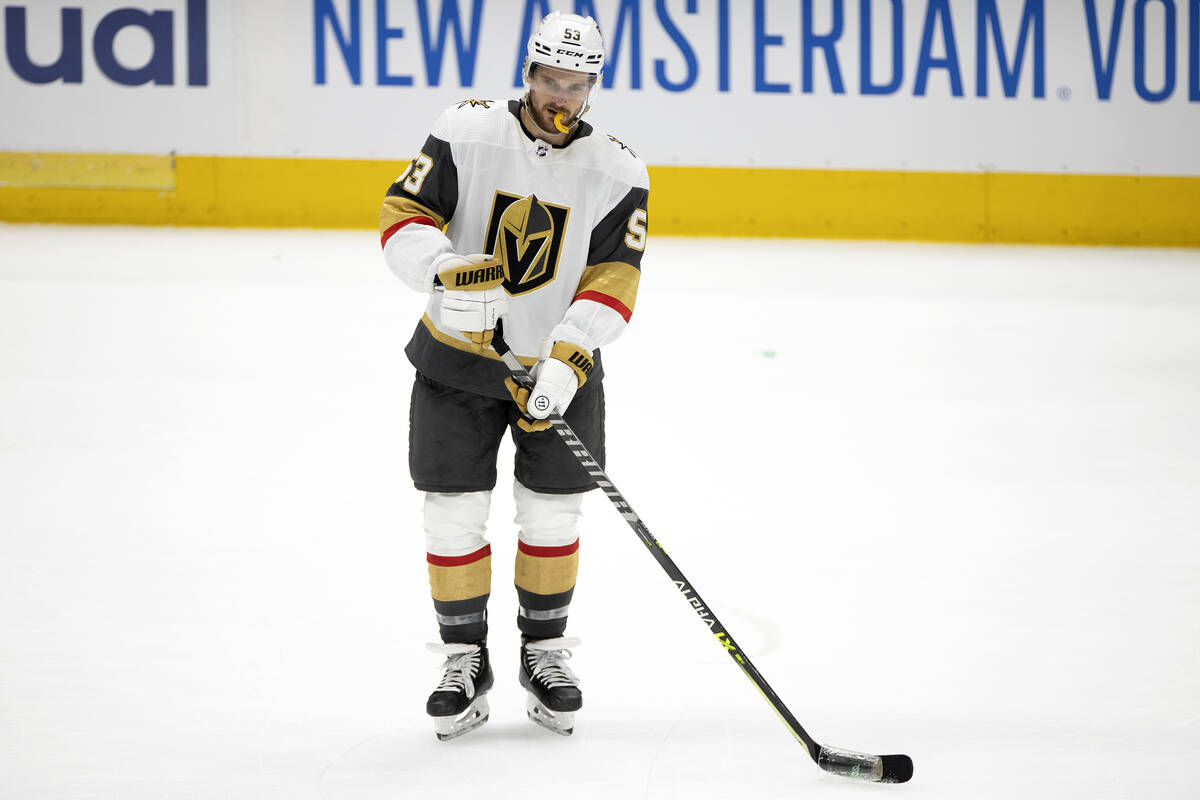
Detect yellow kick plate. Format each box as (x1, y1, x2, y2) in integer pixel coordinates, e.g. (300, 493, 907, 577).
(0, 152, 176, 190)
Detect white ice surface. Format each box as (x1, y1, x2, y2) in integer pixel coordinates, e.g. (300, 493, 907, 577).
(1, 224, 1198, 799)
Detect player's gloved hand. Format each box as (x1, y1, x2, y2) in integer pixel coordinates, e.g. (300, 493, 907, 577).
(435, 253, 508, 353)
(504, 340, 593, 433)
(504, 379, 552, 432)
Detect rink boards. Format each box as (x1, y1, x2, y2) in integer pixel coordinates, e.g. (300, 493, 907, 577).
(2, 153, 1198, 246)
(2, 0, 1199, 244)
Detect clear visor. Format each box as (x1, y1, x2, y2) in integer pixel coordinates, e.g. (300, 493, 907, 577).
(528, 68, 594, 100)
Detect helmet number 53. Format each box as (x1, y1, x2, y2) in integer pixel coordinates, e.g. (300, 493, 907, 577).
(564, 28, 582, 41)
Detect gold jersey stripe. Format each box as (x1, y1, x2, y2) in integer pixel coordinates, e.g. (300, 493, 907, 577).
(576, 261, 640, 314)
(380, 195, 445, 236)
(421, 314, 538, 367)
(514, 549, 579, 596)
(428, 555, 492, 602)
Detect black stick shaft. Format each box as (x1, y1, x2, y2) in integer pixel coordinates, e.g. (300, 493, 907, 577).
(493, 330, 820, 758)
(490, 324, 912, 784)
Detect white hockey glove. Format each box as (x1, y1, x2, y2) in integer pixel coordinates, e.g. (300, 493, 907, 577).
(435, 253, 508, 354)
(505, 340, 594, 433)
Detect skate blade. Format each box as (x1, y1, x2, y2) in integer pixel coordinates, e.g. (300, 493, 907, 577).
(433, 694, 490, 741)
(525, 694, 575, 737)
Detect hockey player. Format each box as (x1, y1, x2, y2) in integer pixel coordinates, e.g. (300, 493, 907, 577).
(378, 11, 649, 740)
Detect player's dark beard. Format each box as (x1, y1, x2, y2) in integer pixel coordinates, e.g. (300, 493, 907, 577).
(537, 99, 573, 131)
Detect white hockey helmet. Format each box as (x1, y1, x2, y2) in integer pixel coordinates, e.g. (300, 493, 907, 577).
(522, 12, 605, 116)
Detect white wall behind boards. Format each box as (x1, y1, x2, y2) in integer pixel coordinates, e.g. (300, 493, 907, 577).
(2, 0, 1198, 174)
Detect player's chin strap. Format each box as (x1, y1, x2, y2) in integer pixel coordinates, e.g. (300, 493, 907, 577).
(490, 318, 913, 785)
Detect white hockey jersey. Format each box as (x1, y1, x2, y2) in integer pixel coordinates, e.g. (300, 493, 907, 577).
(380, 99, 649, 400)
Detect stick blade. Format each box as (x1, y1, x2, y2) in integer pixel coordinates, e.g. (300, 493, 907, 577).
(880, 754, 914, 784)
(817, 745, 913, 783)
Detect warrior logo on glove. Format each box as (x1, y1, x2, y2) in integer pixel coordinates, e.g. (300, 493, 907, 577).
(483, 192, 569, 296)
(449, 262, 505, 288)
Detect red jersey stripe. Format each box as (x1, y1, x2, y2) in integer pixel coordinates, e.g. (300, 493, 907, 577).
(517, 539, 580, 558)
(381, 216, 437, 249)
(427, 544, 492, 567)
(573, 290, 633, 322)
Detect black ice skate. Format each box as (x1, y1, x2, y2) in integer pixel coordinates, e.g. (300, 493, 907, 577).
(426, 642, 493, 741)
(519, 636, 582, 736)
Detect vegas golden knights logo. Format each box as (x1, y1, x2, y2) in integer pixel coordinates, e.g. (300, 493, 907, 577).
(484, 192, 570, 295)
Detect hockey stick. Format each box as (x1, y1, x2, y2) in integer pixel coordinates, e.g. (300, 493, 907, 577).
(492, 321, 912, 783)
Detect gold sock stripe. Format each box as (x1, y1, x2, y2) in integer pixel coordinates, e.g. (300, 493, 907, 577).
(428, 555, 492, 603)
(514, 540, 580, 597)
